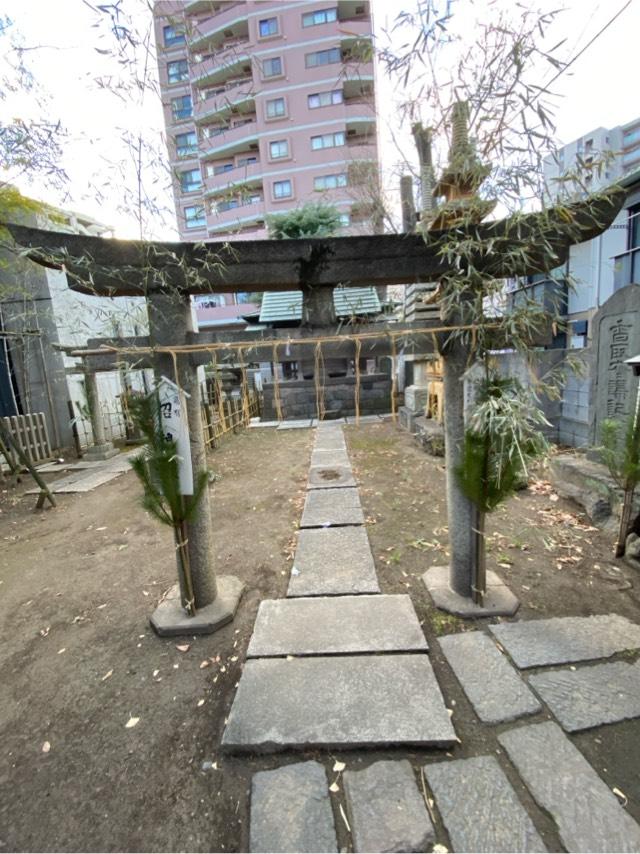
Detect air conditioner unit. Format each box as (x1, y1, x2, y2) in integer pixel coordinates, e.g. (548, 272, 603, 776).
(355, 6, 365, 14)
(347, 129, 356, 135)
(223, 29, 233, 37)
(249, 143, 258, 149)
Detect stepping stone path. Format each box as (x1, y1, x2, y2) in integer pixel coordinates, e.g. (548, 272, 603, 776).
(288, 527, 379, 596)
(247, 594, 428, 657)
(250, 761, 337, 853)
(343, 760, 435, 852)
(28, 447, 140, 493)
(528, 659, 640, 732)
(425, 755, 546, 853)
(499, 721, 640, 853)
(490, 613, 640, 668)
(221, 421, 640, 851)
(439, 631, 541, 724)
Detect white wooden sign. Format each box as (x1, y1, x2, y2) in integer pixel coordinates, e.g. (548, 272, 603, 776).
(156, 376, 193, 495)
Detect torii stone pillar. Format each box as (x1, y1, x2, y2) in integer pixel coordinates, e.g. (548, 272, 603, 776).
(422, 102, 517, 617)
(147, 290, 244, 636)
(83, 368, 119, 461)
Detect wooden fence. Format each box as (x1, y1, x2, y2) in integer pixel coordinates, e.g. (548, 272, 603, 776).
(0, 413, 53, 468)
(201, 390, 261, 448)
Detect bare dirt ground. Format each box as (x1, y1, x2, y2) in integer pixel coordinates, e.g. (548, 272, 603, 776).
(1, 422, 639, 852)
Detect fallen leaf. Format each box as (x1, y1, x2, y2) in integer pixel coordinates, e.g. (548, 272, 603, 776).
(125, 716, 140, 729)
(613, 786, 628, 805)
(57, 648, 66, 655)
(332, 760, 346, 772)
(197, 699, 205, 707)
(433, 846, 449, 853)
(152, 669, 160, 677)
(96, 526, 107, 531)
(199, 660, 210, 669)
(329, 781, 340, 793)
(42, 741, 51, 753)
(101, 669, 113, 681)
(176, 644, 190, 653)
(39, 627, 50, 638)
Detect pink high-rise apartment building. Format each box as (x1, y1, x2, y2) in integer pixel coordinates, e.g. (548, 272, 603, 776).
(153, 0, 378, 248)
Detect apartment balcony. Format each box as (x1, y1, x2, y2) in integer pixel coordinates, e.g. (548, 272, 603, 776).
(184, 0, 239, 15)
(204, 160, 263, 195)
(194, 78, 255, 123)
(187, 5, 248, 52)
(191, 51, 252, 89)
(338, 0, 371, 20)
(199, 121, 259, 160)
(206, 195, 265, 231)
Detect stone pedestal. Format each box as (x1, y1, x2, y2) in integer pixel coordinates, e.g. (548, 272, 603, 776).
(424, 566, 519, 617)
(84, 442, 119, 461)
(150, 576, 244, 637)
(404, 384, 429, 413)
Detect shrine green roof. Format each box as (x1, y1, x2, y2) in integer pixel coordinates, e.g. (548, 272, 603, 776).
(259, 287, 381, 324)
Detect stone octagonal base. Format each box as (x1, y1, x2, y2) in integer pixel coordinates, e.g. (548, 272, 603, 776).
(424, 565, 519, 618)
(150, 575, 244, 637)
(84, 442, 119, 461)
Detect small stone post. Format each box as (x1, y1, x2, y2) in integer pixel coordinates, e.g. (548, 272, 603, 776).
(147, 289, 244, 636)
(83, 367, 118, 461)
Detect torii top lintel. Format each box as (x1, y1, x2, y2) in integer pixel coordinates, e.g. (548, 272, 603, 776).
(2, 186, 624, 298)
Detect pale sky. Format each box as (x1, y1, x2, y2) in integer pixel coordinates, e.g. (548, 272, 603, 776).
(2, 0, 638, 238)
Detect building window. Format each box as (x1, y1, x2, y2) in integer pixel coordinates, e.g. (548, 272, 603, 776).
(179, 168, 202, 193)
(339, 213, 350, 227)
(163, 24, 186, 47)
(213, 162, 234, 176)
(269, 139, 289, 159)
(167, 59, 189, 83)
(273, 179, 292, 199)
(184, 205, 206, 229)
(259, 17, 278, 37)
(266, 97, 286, 119)
(175, 131, 197, 157)
(308, 89, 343, 109)
(237, 156, 258, 167)
(171, 94, 192, 121)
(305, 47, 341, 68)
(302, 7, 338, 27)
(262, 56, 282, 78)
(311, 131, 345, 150)
(314, 173, 347, 191)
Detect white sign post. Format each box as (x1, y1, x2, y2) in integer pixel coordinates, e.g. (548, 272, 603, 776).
(156, 376, 193, 495)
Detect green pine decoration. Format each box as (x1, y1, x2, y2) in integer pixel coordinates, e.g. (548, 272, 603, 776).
(128, 392, 209, 616)
(600, 403, 640, 557)
(456, 373, 550, 603)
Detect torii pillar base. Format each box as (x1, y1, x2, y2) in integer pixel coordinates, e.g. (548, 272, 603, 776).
(423, 565, 519, 618)
(84, 442, 119, 461)
(150, 576, 245, 637)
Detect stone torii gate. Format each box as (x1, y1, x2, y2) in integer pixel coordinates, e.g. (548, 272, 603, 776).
(3, 180, 623, 630)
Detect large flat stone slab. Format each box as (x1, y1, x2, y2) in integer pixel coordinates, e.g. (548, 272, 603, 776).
(277, 419, 312, 429)
(307, 464, 356, 490)
(490, 613, 640, 669)
(345, 414, 383, 424)
(250, 761, 337, 853)
(425, 756, 546, 853)
(439, 631, 541, 724)
(343, 760, 434, 853)
(310, 448, 351, 468)
(314, 432, 347, 451)
(300, 487, 365, 528)
(529, 659, 640, 732)
(27, 468, 125, 494)
(288, 526, 379, 596)
(499, 721, 640, 852)
(247, 595, 427, 657)
(424, 565, 520, 617)
(222, 654, 457, 753)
